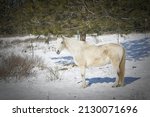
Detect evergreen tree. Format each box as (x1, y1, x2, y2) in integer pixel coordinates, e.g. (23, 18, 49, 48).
(0, 0, 150, 40)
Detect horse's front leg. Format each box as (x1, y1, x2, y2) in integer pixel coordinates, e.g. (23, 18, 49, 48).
(80, 66, 87, 88)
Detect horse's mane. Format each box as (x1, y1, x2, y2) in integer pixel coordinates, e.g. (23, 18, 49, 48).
(65, 38, 85, 44)
(64, 38, 91, 48)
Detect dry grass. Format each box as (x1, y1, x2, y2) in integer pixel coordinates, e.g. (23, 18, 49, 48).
(0, 53, 42, 80)
(46, 66, 60, 81)
(0, 53, 60, 82)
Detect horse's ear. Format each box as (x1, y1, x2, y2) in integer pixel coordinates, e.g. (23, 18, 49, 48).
(56, 35, 64, 40)
(61, 35, 65, 40)
(56, 34, 59, 38)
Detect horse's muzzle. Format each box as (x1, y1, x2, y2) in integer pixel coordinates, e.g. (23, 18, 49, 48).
(56, 50, 60, 54)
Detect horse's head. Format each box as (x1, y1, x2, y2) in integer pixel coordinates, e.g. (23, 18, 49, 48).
(56, 37, 65, 55)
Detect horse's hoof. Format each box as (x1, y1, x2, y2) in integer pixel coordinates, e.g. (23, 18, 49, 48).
(112, 83, 117, 88)
(82, 83, 89, 88)
(112, 84, 124, 88)
(82, 85, 87, 88)
(81, 82, 89, 88)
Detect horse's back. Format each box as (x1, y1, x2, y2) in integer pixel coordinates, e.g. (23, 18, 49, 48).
(100, 43, 125, 61)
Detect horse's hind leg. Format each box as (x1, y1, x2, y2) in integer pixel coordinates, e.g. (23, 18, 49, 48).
(113, 72, 124, 87)
(80, 66, 87, 88)
(112, 72, 120, 87)
(117, 69, 125, 87)
(112, 61, 122, 87)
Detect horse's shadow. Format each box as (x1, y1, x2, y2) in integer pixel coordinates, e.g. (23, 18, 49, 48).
(86, 77, 140, 86)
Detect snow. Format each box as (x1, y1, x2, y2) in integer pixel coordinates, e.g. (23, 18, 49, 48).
(0, 33, 150, 100)
(0, 34, 37, 42)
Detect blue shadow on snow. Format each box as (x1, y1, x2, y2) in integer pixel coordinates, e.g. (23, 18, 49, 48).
(51, 56, 74, 65)
(86, 77, 140, 86)
(122, 37, 150, 61)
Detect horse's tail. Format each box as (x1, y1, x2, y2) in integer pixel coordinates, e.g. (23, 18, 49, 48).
(118, 47, 126, 86)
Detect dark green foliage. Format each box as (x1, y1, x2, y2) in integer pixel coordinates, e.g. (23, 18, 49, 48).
(0, 0, 150, 36)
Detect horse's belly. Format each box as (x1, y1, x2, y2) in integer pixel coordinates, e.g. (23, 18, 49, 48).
(86, 57, 110, 67)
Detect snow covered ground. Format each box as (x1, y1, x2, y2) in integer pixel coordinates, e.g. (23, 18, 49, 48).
(0, 33, 150, 100)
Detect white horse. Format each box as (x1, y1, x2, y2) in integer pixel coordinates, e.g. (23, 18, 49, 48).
(56, 37, 126, 88)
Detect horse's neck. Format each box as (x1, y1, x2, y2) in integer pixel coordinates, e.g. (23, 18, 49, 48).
(64, 39, 83, 55)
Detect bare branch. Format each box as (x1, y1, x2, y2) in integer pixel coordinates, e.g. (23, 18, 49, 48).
(81, 0, 95, 15)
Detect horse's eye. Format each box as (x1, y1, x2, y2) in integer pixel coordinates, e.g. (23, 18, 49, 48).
(61, 41, 63, 44)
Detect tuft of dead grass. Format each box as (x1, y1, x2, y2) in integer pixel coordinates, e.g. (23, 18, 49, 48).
(0, 53, 42, 80)
(45, 66, 60, 81)
(0, 52, 60, 82)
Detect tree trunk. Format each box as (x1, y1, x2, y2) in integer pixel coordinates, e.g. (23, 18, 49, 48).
(80, 32, 86, 41)
(117, 33, 120, 44)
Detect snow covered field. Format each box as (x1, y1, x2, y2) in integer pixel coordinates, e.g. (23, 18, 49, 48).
(0, 33, 150, 100)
